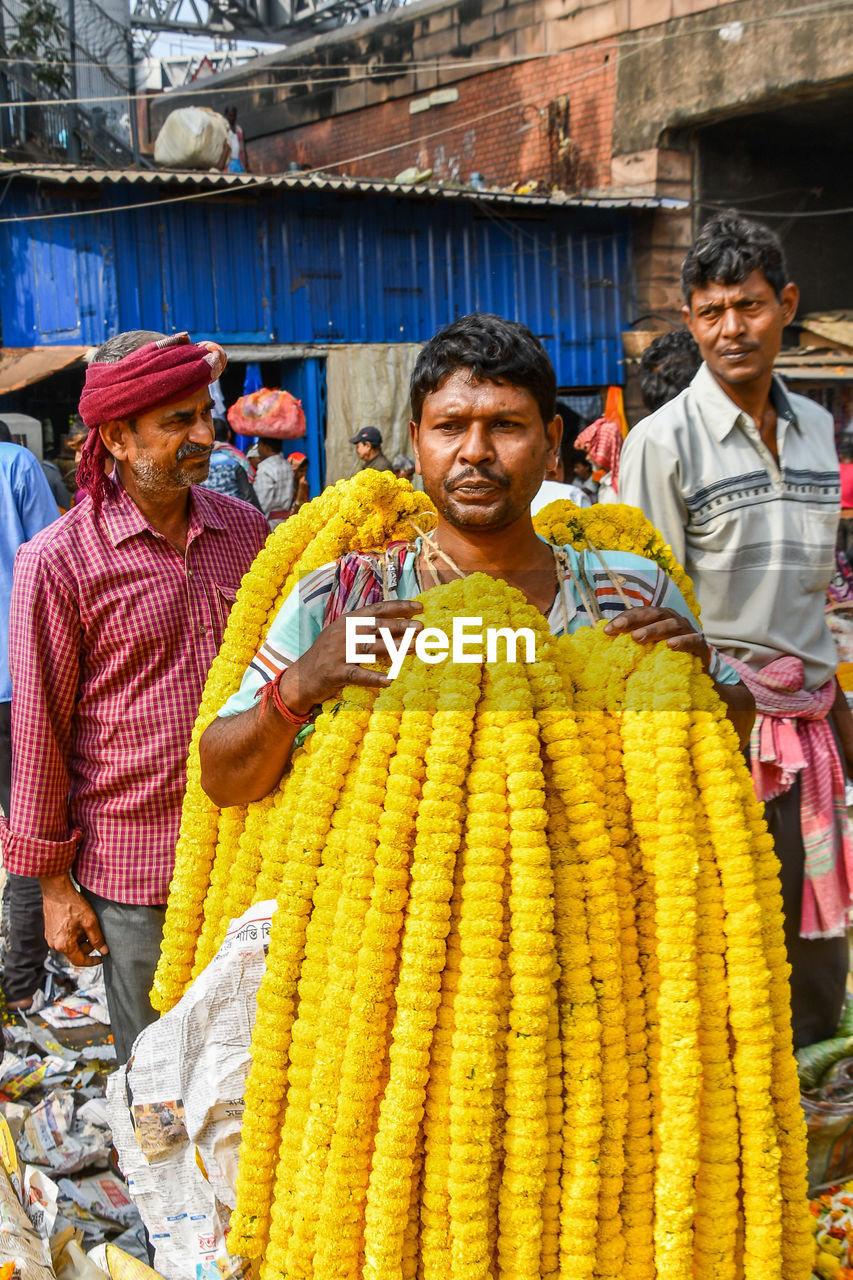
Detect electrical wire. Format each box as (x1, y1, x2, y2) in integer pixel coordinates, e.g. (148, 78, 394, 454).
(0, 179, 245, 221)
(472, 197, 632, 295)
(699, 200, 853, 218)
(0, 51, 613, 104)
(0, 0, 848, 229)
(0, 159, 632, 225)
(0, 165, 638, 309)
(0, 38, 615, 180)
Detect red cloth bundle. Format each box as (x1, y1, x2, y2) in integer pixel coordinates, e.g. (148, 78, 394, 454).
(227, 388, 306, 440)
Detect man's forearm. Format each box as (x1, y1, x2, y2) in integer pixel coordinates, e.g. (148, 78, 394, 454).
(200, 699, 303, 807)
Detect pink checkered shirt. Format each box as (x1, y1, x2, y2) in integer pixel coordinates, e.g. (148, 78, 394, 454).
(0, 478, 267, 904)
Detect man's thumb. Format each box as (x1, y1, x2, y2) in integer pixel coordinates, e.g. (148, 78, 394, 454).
(86, 914, 109, 955)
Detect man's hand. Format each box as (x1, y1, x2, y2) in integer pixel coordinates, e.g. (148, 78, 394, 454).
(604, 605, 755, 747)
(604, 605, 712, 669)
(281, 600, 424, 714)
(200, 599, 424, 809)
(39, 873, 108, 967)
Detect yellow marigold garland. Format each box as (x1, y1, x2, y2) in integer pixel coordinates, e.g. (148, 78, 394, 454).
(447, 667, 509, 1280)
(532, 499, 700, 620)
(688, 678, 784, 1280)
(228, 689, 372, 1260)
(691, 782, 740, 1280)
(368, 583, 481, 1280)
(152, 471, 813, 1280)
(151, 470, 436, 1013)
(691, 671, 812, 1280)
(623, 648, 702, 1280)
(258, 722, 369, 1279)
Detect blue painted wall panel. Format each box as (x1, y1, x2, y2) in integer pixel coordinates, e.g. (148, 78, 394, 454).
(280, 356, 326, 500)
(0, 181, 635, 386)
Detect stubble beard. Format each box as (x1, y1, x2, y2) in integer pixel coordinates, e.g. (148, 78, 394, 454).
(130, 455, 209, 498)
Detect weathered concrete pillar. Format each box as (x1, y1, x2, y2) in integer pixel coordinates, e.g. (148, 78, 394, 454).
(609, 148, 693, 422)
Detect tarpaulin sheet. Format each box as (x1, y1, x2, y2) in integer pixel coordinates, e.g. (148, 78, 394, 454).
(324, 343, 422, 484)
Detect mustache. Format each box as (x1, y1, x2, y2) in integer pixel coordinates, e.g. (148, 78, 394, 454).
(176, 443, 212, 461)
(445, 466, 510, 492)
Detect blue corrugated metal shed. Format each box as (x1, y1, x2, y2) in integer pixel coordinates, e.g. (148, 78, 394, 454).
(0, 167, 662, 387)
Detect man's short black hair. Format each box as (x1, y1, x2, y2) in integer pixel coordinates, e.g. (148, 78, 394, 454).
(681, 210, 788, 304)
(410, 313, 557, 426)
(638, 328, 702, 413)
(213, 418, 230, 442)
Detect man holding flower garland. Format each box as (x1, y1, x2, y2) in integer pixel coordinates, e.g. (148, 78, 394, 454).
(200, 314, 753, 814)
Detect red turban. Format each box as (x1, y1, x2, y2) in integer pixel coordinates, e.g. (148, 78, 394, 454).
(77, 332, 227, 508)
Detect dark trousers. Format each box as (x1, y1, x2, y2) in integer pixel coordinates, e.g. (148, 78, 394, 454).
(764, 775, 849, 1050)
(0, 701, 49, 1004)
(85, 889, 166, 1063)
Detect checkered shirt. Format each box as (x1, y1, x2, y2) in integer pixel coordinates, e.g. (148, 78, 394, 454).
(0, 479, 267, 904)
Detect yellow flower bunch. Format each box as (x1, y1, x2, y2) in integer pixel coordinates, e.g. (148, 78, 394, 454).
(150, 470, 436, 1012)
(532, 500, 701, 619)
(151, 474, 810, 1280)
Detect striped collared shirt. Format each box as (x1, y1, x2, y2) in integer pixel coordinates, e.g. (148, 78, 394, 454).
(218, 541, 737, 719)
(1, 479, 268, 903)
(621, 363, 840, 689)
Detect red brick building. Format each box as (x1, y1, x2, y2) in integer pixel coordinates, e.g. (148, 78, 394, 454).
(148, 0, 853, 360)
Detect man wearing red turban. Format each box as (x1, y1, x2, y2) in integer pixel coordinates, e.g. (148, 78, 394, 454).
(0, 331, 269, 1061)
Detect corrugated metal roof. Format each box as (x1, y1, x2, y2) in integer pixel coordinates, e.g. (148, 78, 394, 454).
(1, 163, 638, 387)
(800, 313, 853, 351)
(0, 164, 685, 211)
(0, 345, 88, 393)
(775, 347, 853, 382)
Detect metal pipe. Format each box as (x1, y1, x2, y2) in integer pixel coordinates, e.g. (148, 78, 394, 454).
(0, 3, 10, 151)
(67, 0, 81, 161)
(126, 28, 140, 164)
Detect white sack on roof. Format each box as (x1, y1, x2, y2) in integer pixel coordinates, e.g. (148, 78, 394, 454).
(153, 108, 229, 170)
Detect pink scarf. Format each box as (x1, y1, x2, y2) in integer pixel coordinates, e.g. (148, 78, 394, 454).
(575, 416, 623, 493)
(726, 654, 853, 938)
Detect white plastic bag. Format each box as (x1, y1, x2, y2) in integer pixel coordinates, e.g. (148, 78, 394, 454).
(153, 108, 229, 170)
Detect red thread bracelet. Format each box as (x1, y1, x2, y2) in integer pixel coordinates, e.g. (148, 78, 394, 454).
(257, 672, 314, 726)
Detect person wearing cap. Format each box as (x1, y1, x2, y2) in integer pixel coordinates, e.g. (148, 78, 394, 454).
(0, 330, 268, 1061)
(350, 426, 393, 473)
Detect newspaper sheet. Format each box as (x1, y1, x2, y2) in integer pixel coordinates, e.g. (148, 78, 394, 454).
(106, 901, 274, 1280)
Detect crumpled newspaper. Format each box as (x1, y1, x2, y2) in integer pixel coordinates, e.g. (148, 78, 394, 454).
(18, 1089, 111, 1176)
(106, 901, 275, 1280)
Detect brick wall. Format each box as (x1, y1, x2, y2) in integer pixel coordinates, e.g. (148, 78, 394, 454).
(249, 39, 616, 187)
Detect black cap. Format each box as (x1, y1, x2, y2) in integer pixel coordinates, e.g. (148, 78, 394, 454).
(350, 426, 382, 446)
